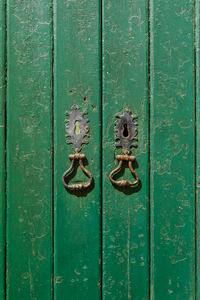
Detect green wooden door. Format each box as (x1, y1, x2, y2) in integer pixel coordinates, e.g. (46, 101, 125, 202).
(0, 0, 199, 299)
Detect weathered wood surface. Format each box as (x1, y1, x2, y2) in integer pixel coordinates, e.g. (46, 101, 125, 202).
(150, 0, 195, 298)
(1, 0, 199, 299)
(102, 0, 149, 298)
(196, 0, 200, 298)
(0, 0, 5, 298)
(6, 0, 52, 298)
(53, 0, 101, 299)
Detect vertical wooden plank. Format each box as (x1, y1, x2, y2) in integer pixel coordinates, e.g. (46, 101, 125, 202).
(0, 0, 5, 298)
(53, 0, 101, 299)
(196, 0, 200, 298)
(102, 1, 149, 298)
(150, 0, 195, 299)
(6, 0, 52, 298)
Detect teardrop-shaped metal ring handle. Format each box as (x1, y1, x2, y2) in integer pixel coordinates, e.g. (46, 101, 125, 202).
(109, 155, 139, 187)
(62, 154, 93, 191)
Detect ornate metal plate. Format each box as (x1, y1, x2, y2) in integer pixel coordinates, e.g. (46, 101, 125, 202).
(115, 109, 138, 153)
(65, 105, 89, 153)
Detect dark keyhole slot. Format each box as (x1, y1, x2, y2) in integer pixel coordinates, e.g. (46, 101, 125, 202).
(122, 123, 129, 138)
(74, 121, 81, 135)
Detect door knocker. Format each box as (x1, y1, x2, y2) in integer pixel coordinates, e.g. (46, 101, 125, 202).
(62, 105, 93, 191)
(109, 109, 140, 187)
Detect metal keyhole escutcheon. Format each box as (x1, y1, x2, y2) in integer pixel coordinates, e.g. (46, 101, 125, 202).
(62, 105, 93, 191)
(109, 109, 140, 187)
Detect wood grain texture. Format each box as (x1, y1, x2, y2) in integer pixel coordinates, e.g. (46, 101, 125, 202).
(150, 0, 195, 298)
(196, 0, 200, 298)
(2, 1, 199, 299)
(102, 1, 149, 298)
(53, 0, 101, 299)
(6, 0, 52, 298)
(0, 0, 5, 298)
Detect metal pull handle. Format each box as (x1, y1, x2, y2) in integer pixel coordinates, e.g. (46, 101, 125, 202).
(62, 105, 93, 192)
(109, 155, 139, 187)
(62, 154, 93, 191)
(109, 109, 140, 188)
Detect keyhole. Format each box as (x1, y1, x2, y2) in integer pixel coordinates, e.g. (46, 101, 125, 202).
(75, 121, 81, 135)
(122, 123, 129, 138)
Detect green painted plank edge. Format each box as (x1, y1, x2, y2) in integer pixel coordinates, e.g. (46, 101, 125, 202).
(150, 0, 195, 299)
(0, 0, 6, 298)
(102, 0, 149, 298)
(6, 0, 53, 298)
(196, 0, 200, 298)
(53, 0, 101, 299)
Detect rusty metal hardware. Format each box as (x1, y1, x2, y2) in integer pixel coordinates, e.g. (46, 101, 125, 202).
(109, 155, 139, 187)
(62, 105, 93, 191)
(115, 109, 138, 151)
(65, 105, 89, 153)
(109, 109, 140, 187)
(62, 154, 93, 190)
